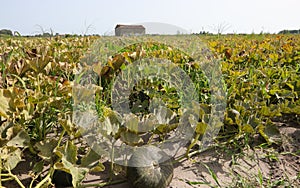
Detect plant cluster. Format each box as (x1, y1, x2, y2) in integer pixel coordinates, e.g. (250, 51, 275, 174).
(0, 34, 299, 187)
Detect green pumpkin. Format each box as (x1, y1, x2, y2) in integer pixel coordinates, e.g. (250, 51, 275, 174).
(127, 146, 174, 188)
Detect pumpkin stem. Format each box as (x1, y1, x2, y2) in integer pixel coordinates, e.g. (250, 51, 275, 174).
(186, 133, 201, 158)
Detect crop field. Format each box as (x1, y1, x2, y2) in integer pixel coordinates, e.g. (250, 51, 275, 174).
(0, 34, 299, 188)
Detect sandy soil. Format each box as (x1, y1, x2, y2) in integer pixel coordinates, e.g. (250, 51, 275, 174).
(83, 121, 300, 188)
(2, 122, 299, 188)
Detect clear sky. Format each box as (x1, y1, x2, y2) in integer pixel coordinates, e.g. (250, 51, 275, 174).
(1, 0, 299, 35)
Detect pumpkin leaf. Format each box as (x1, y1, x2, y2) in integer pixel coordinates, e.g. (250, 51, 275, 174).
(138, 114, 157, 132)
(54, 141, 89, 187)
(260, 106, 272, 117)
(101, 108, 121, 135)
(55, 141, 77, 164)
(59, 117, 76, 137)
(154, 123, 178, 134)
(257, 122, 282, 145)
(124, 114, 139, 133)
(120, 131, 143, 146)
(242, 124, 255, 134)
(54, 158, 88, 187)
(35, 139, 58, 161)
(153, 106, 177, 125)
(195, 122, 208, 135)
(285, 82, 294, 90)
(32, 160, 44, 173)
(6, 126, 30, 148)
(102, 116, 120, 135)
(90, 162, 105, 173)
(80, 148, 101, 169)
(0, 89, 11, 118)
(0, 146, 22, 171)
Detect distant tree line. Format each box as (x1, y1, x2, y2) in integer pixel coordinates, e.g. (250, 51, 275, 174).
(0, 29, 100, 37)
(192, 31, 212, 35)
(0, 29, 13, 36)
(278, 29, 300, 34)
(2, 28, 300, 37)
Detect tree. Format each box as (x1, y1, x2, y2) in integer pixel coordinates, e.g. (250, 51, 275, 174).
(278, 29, 300, 34)
(0, 29, 13, 36)
(210, 22, 231, 35)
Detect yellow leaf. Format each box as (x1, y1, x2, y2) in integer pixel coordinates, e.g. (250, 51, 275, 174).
(0, 89, 11, 118)
(195, 122, 207, 135)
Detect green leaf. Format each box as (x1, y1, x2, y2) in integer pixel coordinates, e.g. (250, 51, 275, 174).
(101, 108, 120, 135)
(285, 82, 294, 90)
(6, 127, 30, 148)
(154, 106, 176, 124)
(138, 114, 157, 132)
(80, 148, 101, 168)
(224, 117, 234, 125)
(199, 103, 211, 116)
(35, 139, 58, 161)
(90, 162, 105, 173)
(124, 114, 139, 133)
(120, 131, 143, 146)
(33, 160, 44, 173)
(55, 141, 77, 164)
(201, 162, 221, 187)
(242, 124, 255, 134)
(69, 162, 88, 187)
(0, 121, 12, 143)
(120, 63, 126, 70)
(0, 146, 22, 171)
(195, 122, 207, 135)
(54, 158, 88, 187)
(154, 123, 178, 134)
(257, 122, 282, 144)
(291, 105, 300, 115)
(260, 106, 271, 116)
(269, 89, 281, 95)
(185, 180, 209, 185)
(102, 116, 120, 135)
(54, 141, 89, 187)
(59, 117, 75, 137)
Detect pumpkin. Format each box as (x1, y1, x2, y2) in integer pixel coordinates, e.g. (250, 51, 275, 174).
(52, 169, 72, 187)
(127, 146, 174, 188)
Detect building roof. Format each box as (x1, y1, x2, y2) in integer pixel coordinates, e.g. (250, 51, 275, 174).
(115, 24, 145, 29)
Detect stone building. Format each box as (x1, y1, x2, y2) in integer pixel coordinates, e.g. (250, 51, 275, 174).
(115, 24, 145, 36)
